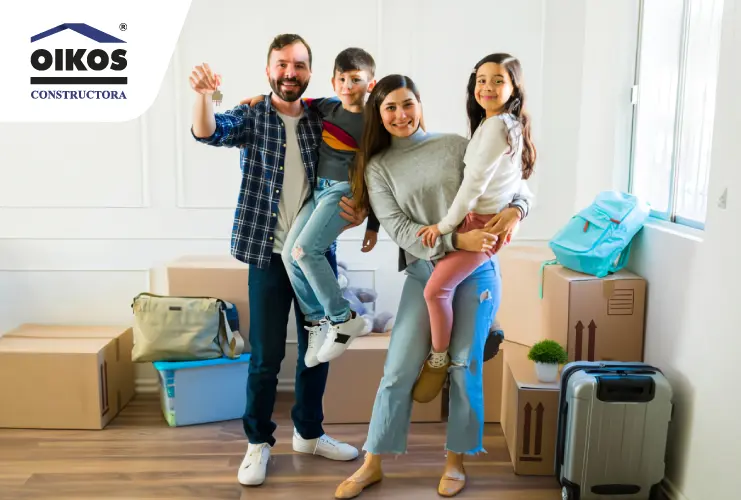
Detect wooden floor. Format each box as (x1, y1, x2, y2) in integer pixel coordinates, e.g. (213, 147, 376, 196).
(0, 393, 561, 500)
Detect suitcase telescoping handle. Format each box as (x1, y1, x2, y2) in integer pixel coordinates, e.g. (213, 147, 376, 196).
(596, 374, 655, 403)
(560, 362, 662, 396)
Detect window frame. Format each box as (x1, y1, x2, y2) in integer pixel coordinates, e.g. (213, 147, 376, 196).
(628, 0, 707, 231)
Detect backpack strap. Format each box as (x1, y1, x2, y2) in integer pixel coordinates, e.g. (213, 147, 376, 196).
(219, 302, 245, 359)
(539, 259, 559, 299)
(609, 242, 634, 273)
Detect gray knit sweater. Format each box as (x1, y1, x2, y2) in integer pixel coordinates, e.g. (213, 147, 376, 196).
(366, 127, 530, 271)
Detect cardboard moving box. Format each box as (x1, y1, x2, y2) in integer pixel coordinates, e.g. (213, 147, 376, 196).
(497, 245, 557, 347)
(4, 324, 135, 409)
(323, 336, 442, 424)
(542, 265, 646, 362)
(0, 337, 120, 429)
(497, 245, 646, 362)
(501, 341, 559, 476)
(484, 341, 505, 423)
(166, 255, 250, 351)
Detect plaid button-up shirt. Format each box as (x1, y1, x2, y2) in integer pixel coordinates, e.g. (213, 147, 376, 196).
(192, 95, 323, 269)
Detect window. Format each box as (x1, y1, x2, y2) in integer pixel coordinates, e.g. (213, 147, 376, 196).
(629, 0, 724, 229)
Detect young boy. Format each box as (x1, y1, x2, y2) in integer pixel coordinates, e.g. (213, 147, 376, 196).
(242, 47, 379, 367)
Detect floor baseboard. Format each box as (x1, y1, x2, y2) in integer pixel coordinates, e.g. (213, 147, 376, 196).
(661, 478, 689, 500)
(135, 378, 159, 394)
(135, 378, 295, 394)
(277, 380, 295, 392)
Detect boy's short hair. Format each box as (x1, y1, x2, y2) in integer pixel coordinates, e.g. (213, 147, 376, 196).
(333, 48, 375, 77)
(267, 34, 313, 69)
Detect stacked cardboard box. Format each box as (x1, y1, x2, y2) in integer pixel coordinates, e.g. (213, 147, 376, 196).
(497, 246, 557, 348)
(165, 255, 251, 352)
(0, 324, 135, 429)
(323, 336, 442, 424)
(500, 340, 560, 476)
(483, 341, 505, 423)
(497, 245, 646, 361)
(495, 245, 648, 475)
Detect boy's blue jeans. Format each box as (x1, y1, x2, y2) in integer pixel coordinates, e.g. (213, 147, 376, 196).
(363, 257, 501, 454)
(282, 178, 353, 323)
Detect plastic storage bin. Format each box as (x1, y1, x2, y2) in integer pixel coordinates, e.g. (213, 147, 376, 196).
(153, 354, 250, 426)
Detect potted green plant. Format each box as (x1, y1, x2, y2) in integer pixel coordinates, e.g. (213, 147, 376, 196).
(528, 340, 568, 382)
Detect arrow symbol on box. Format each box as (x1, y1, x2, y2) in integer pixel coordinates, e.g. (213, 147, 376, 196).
(523, 402, 532, 455)
(575, 321, 584, 361)
(588, 320, 596, 361)
(534, 403, 544, 455)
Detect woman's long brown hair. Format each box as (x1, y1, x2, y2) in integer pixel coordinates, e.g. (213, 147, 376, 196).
(466, 53, 536, 179)
(351, 74, 421, 211)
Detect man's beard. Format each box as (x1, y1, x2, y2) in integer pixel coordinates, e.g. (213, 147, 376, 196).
(269, 77, 309, 102)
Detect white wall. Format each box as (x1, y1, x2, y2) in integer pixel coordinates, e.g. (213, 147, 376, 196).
(0, 0, 639, 388)
(629, 1, 740, 498)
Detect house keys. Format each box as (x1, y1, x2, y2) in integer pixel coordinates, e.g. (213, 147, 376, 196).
(212, 89, 223, 106)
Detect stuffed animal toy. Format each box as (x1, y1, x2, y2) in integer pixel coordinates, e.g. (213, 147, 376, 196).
(336, 262, 395, 335)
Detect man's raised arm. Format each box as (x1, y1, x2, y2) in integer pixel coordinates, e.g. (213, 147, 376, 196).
(190, 63, 220, 138)
(189, 63, 250, 147)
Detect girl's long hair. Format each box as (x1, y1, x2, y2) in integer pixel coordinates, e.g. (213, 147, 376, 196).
(351, 74, 421, 211)
(466, 53, 536, 179)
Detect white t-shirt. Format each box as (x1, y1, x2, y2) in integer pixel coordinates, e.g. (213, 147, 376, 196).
(437, 113, 530, 234)
(272, 111, 311, 254)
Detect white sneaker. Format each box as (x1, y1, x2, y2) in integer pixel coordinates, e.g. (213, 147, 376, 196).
(316, 312, 366, 363)
(304, 320, 328, 368)
(237, 442, 271, 486)
(292, 428, 359, 461)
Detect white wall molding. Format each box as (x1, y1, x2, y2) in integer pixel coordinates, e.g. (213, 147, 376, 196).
(172, 44, 197, 210)
(139, 113, 152, 208)
(0, 116, 150, 209)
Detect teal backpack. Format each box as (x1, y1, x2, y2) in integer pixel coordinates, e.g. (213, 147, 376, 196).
(547, 191, 650, 278)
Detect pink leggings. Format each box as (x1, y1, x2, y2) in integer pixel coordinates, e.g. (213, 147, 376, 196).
(424, 212, 510, 352)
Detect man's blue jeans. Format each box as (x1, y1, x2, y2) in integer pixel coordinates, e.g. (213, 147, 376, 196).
(242, 248, 337, 446)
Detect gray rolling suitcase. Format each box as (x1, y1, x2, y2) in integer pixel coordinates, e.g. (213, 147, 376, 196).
(556, 362, 673, 500)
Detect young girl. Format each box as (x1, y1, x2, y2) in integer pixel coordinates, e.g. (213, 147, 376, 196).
(412, 53, 537, 402)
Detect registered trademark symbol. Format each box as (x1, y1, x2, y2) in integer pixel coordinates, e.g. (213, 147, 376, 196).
(119, 23, 127, 31)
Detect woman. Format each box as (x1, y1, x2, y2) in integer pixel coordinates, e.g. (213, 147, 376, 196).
(335, 68, 529, 499)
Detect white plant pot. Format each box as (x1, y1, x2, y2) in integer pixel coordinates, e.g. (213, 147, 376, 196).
(534, 362, 559, 382)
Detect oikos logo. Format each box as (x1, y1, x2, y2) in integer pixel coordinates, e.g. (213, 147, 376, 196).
(29, 23, 129, 101)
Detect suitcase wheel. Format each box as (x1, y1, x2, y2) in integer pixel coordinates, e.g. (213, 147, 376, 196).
(561, 485, 577, 500)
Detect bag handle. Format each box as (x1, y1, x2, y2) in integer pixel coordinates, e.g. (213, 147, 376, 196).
(131, 292, 225, 308)
(219, 305, 245, 359)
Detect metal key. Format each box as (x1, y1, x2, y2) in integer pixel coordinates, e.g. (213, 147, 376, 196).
(212, 89, 223, 106)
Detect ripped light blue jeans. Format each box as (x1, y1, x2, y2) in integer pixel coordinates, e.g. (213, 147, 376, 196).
(363, 256, 501, 454)
(282, 178, 353, 323)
